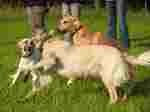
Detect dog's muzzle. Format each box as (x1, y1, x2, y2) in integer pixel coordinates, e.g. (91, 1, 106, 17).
(56, 24, 67, 33)
(22, 46, 33, 57)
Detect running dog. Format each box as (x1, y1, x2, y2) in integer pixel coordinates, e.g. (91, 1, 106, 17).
(31, 39, 150, 104)
(9, 38, 52, 97)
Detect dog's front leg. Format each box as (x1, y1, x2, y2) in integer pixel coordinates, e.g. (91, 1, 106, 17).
(26, 70, 53, 98)
(25, 70, 39, 98)
(107, 85, 119, 104)
(31, 70, 40, 92)
(9, 68, 22, 87)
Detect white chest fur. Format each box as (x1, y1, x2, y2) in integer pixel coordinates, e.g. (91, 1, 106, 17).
(18, 48, 41, 70)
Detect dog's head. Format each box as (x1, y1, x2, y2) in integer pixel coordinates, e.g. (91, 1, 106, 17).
(17, 38, 35, 57)
(57, 16, 81, 33)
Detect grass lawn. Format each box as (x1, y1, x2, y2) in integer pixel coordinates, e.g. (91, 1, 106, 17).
(1, 8, 150, 112)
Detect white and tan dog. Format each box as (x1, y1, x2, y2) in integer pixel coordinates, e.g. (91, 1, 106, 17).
(31, 39, 150, 104)
(10, 38, 51, 97)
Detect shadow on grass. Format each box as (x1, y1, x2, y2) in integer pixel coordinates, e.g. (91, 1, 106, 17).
(127, 78, 150, 97)
(130, 33, 150, 48)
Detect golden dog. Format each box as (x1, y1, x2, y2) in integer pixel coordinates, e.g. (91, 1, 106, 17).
(12, 38, 150, 103)
(31, 39, 150, 104)
(57, 16, 119, 47)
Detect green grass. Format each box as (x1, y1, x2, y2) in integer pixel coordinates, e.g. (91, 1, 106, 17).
(1, 9, 150, 112)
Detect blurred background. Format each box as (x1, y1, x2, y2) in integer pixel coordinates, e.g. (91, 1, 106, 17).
(0, 0, 150, 14)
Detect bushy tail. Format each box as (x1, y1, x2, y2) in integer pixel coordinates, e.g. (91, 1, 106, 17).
(125, 50, 150, 66)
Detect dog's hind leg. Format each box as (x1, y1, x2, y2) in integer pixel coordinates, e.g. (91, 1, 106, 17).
(111, 86, 119, 103)
(106, 85, 118, 104)
(102, 78, 119, 104)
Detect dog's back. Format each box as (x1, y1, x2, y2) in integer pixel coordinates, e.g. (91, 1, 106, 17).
(73, 26, 104, 46)
(42, 43, 129, 87)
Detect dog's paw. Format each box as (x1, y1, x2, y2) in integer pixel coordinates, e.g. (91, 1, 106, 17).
(67, 79, 74, 87)
(120, 95, 128, 102)
(109, 99, 119, 104)
(25, 91, 36, 99)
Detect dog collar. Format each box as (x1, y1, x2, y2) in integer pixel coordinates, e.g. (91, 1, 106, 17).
(22, 54, 32, 58)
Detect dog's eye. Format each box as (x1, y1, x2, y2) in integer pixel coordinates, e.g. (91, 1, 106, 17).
(63, 21, 68, 24)
(30, 41, 34, 45)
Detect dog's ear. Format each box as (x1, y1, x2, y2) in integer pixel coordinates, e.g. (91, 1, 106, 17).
(73, 17, 81, 30)
(17, 40, 23, 49)
(30, 39, 36, 47)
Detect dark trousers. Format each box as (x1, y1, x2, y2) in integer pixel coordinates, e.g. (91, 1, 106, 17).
(106, 0, 129, 48)
(62, 2, 80, 45)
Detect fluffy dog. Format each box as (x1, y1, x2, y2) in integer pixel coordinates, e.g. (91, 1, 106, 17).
(9, 38, 41, 87)
(57, 16, 119, 47)
(10, 38, 51, 97)
(32, 39, 150, 104)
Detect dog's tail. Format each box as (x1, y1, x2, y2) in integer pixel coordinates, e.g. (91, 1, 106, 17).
(125, 50, 150, 66)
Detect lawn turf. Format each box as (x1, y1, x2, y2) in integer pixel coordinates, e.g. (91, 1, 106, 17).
(0, 8, 150, 112)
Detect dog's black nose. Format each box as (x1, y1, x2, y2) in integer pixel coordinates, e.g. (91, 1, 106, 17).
(28, 47, 32, 52)
(24, 46, 32, 52)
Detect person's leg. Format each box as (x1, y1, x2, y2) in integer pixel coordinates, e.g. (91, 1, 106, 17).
(70, 2, 80, 17)
(62, 2, 80, 47)
(26, 6, 48, 35)
(62, 2, 73, 46)
(117, 0, 129, 48)
(32, 6, 48, 33)
(62, 2, 70, 17)
(64, 32, 73, 47)
(26, 7, 33, 35)
(42, 7, 49, 32)
(105, 0, 117, 39)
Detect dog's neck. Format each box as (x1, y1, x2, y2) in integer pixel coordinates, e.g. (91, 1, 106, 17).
(72, 25, 83, 35)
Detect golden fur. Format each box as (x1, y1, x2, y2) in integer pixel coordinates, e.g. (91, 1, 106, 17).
(12, 38, 150, 103)
(34, 40, 131, 104)
(58, 16, 120, 48)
